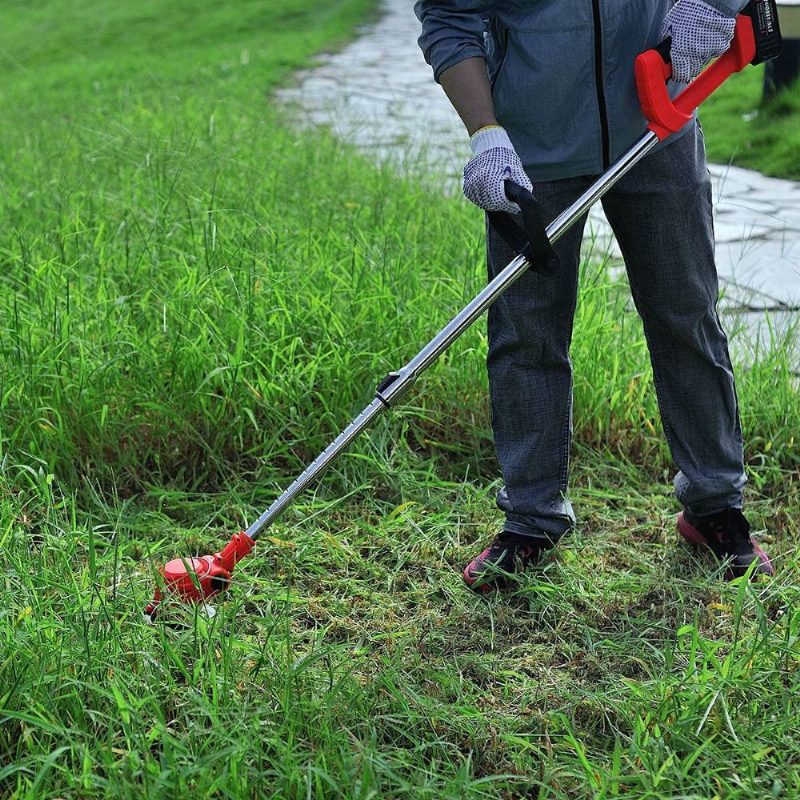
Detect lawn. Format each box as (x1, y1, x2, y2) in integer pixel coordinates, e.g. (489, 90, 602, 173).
(701, 61, 800, 179)
(1, 2, 799, 798)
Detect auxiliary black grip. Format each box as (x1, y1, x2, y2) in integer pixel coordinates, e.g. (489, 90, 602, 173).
(655, 36, 672, 65)
(491, 180, 559, 277)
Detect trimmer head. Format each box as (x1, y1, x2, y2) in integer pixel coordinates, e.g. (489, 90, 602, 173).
(145, 531, 254, 619)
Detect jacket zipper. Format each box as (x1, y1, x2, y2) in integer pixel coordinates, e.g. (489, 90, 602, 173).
(590, 0, 611, 169)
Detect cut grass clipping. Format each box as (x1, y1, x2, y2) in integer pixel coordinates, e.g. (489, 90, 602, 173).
(1, 1, 799, 798)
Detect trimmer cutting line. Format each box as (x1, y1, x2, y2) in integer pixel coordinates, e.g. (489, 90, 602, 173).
(144, 4, 782, 619)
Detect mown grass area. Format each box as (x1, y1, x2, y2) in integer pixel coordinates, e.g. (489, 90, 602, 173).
(1, 2, 799, 798)
(700, 62, 800, 179)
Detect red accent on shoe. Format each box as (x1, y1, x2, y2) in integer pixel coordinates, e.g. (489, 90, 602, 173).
(677, 512, 774, 579)
(463, 546, 498, 593)
(462, 535, 542, 592)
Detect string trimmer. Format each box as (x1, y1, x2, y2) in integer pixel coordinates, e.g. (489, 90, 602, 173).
(144, 1, 781, 619)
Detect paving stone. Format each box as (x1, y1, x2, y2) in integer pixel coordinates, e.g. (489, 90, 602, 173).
(726, 309, 800, 371)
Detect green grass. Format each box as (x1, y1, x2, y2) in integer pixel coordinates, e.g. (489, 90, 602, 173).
(1, 2, 800, 798)
(700, 62, 800, 179)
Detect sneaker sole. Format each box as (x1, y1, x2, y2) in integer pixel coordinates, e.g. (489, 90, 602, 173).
(677, 512, 774, 579)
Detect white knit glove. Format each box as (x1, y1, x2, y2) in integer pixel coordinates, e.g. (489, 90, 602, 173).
(463, 126, 533, 215)
(660, 0, 736, 84)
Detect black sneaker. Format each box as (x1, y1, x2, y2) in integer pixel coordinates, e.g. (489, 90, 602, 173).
(677, 508, 774, 580)
(462, 531, 546, 592)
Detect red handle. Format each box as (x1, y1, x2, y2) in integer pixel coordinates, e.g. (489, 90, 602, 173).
(635, 15, 756, 141)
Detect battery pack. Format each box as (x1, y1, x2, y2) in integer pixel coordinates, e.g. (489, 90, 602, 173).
(747, 0, 783, 64)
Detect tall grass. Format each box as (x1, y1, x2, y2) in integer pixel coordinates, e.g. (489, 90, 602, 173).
(2, 120, 797, 498)
(1, 1, 799, 798)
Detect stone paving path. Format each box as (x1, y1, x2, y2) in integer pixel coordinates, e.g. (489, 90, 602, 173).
(277, 0, 800, 360)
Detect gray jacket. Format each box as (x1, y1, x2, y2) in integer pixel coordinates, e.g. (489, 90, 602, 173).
(414, 0, 746, 180)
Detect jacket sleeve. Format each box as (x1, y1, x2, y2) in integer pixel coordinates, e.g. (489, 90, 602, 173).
(414, 1, 489, 83)
(701, 0, 749, 17)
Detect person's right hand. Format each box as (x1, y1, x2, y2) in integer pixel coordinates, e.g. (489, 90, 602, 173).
(463, 125, 533, 215)
(660, 0, 736, 84)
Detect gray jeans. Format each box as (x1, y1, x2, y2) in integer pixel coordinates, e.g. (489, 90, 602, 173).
(487, 122, 746, 544)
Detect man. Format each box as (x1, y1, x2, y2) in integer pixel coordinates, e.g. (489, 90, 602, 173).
(413, 0, 774, 589)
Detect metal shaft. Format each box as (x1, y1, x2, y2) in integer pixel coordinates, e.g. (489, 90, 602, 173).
(246, 130, 660, 542)
(246, 398, 386, 539)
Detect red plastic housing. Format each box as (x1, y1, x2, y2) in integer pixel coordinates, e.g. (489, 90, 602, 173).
(145, 531, 255, 616)
(635, 15, 757, 140)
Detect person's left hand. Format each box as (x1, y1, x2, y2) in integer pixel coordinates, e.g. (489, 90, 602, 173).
(660, 0, 736, 83)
